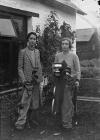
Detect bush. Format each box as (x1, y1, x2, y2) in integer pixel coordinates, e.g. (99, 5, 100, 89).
(80, 58, 100, 78)
(38, 11, 61, 76)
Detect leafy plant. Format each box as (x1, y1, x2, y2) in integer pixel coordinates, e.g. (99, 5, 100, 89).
(39, 11, 61, 76)
(80, 59, 100, 78)
(60, 21, 75, 43)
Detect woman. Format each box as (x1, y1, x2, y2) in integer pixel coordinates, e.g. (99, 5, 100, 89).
(54, 37, 81, 129)
(15, 32, 43, 130)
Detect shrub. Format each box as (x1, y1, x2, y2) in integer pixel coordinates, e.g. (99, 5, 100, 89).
(38, 11, 61, 76)
(80, 58, 100, 78)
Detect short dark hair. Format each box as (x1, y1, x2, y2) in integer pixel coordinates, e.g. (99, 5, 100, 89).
(27, 32, 37, 42)
(61, 37, 72, 49)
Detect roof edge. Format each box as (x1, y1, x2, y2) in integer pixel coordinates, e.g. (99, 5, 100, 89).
(0, 5, 39, 17)
(55, 0, 87, 15)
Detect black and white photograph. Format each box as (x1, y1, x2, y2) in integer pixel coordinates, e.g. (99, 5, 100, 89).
(0, 0, 100, 140)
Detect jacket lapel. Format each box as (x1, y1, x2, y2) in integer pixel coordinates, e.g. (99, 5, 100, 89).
(25, 47, 35, 68)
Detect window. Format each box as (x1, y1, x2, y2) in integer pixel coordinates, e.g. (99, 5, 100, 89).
(0, 18, 16, 37)
(0, 13, 27, 91)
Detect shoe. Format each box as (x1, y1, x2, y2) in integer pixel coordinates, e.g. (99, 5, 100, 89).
(63, 124, 72, 129)
(53, 127, 61, 136)
(53, 132, 61, 136)
(15, 124, 25, 130)
(62, 122, 72, 131)
(61, 127, 72, 133)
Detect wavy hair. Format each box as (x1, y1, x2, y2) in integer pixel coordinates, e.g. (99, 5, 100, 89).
(61, 37, 72, 49)
(27, 32, 37, 42)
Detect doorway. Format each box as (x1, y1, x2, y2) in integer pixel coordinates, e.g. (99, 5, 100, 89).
(0, 38, 19, 91)
(0, 13, 27, 91)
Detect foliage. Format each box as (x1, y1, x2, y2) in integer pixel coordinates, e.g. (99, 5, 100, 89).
(60, 21, 75, 43)
(38, 11, 61, 76)
(80, 58, 100, 78)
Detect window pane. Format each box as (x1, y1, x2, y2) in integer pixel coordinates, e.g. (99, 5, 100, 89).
(0, 18, 16, 37)
(12, 16, 27, 41)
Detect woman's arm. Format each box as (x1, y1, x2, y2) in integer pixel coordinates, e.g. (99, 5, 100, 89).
(18, 50, 26, 83)
(54, 53, 59, 63)
(37, 50, 43, 83)
(73, 54, 81, 81)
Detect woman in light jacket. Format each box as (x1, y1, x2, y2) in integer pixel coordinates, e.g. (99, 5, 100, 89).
(15, 32, 43, 130)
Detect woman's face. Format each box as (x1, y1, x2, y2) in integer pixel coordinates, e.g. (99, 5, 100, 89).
(61, 39, 69, 52)
(27, 34, 36, 50)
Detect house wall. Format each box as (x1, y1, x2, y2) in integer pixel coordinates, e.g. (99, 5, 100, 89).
(77, 42, 99, 60)
(76, 32, 100, 60)
(0, 0, 76, 33)
(31, 4, 76, 34)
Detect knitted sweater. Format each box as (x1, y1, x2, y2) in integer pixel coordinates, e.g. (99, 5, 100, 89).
(54, 51, 81, 80)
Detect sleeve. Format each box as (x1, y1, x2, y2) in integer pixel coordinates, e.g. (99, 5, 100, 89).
(18, 50, 26, 83)
(37, 50, 43, 83)
(54, 53, 59, 63)
(73, 54, 81, 81)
